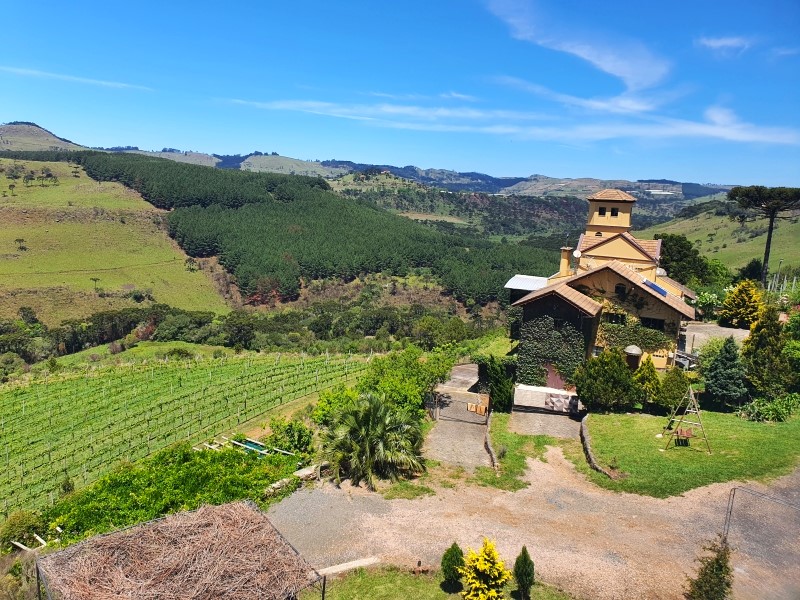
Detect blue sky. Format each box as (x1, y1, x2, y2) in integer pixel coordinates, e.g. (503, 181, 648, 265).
(2, 0, 798, 185)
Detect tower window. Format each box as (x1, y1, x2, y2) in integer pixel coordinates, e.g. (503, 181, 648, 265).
(595, 231, 603, 236)
(598, 207, 607, 216)
(611, 207, 619, 217)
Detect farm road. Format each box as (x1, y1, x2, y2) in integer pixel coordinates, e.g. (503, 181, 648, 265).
(269, 450, 800, 600)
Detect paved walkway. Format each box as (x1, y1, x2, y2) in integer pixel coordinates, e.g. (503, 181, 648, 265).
(684, 321, 749, 353)
(423, 364, 490, 471)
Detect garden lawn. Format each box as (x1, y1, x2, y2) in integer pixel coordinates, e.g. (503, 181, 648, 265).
(573, 412, 800, 497)
(300, 567, 574, 600)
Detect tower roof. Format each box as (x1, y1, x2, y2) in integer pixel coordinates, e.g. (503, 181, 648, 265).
(587, 189, 636, 202)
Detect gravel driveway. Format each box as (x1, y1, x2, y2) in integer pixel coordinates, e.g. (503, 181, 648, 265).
(268, 450, 800, 600)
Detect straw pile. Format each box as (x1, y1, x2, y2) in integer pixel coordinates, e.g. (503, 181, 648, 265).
(37, 502, 319, 600)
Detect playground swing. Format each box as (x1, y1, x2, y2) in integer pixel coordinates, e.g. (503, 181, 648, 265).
(660, 386, 711, 454)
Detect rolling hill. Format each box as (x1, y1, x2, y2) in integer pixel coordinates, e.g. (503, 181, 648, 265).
(0, 156, 229, 325)
(637, 202, 800, 272)
(0, 122, 84, 151)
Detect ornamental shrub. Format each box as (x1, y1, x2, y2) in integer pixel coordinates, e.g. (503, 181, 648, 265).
(685, 535, 733, 600)
(441, 541, 465, 585)
(717, 280, 763, 329)
(486, 356, 514, 413)
(517, 316, 584, 386)
(459, 538, 512, 600)
(741, 305, 792, 399)
(574, 349, 638, 412)
(0, 510, 43, 552)
(656, 367, 690, 413)
(704, 337, 747, 407)
(633, 356, 661, 412)
(513, 546, 535, 600)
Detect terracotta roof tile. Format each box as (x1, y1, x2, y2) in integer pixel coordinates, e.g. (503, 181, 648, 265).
(587, 189, 637, 202)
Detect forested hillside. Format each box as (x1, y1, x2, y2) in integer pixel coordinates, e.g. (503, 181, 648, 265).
(2, 151, 557, 305)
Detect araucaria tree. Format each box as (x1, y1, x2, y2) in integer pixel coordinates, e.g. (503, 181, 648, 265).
(322, 393, 424, 490)
(574, 349, 638, 412)
(728, 186, 800, 285)
(741, 305, 792, 399)
(705, 337, 748, 407)
(459, 538, 511, 600)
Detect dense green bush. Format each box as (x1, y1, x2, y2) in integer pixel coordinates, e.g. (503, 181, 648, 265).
(685, 536, 733, 600)
(740, 394, 800, 422)
(513, 546, 535, 600)
(0, 511, 43, 552)
(441, 542, 465, 585)
(486, 355, 514, 413)
(656, 368, 691, 413)
(632, 356, 661, 412)
(263, 417, 313, 457)
(574, 349, 638, 412)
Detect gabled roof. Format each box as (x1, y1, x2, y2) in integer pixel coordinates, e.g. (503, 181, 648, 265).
(659, 274, 697, 300)
(504, 274, 549, 291)
(587, 189, 636, 202)
(512, 282, 603, 316)
(569, 261, 695, 319)
(578, 231, 662, 262)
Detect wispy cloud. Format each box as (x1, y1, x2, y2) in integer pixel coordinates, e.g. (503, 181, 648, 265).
(495, 76, 660, 114)
(228, 98, 551, 122)
(230, 97, 799, 146)
(771, 46, 800, 58)
(696, 36, 753, 56)
(440, 91, 479, 102)
(485, 0, 670, 90)
(0, 66, 153, 91)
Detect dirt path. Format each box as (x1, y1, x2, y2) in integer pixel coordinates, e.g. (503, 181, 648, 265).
(268, 449, 800, 600)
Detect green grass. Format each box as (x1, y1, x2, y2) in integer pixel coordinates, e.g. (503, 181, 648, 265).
(0, 158, 228, 324)
(473, 413, 554, 491)
(637, 210, 800, 271)
(300, 566, 574, 600)
(567, 412, 800, 497)
(381, 480, 435, 500)
(0, 351, 367, 512)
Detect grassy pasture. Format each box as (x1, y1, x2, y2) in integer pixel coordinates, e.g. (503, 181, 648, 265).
(0, 350, 367, 512)
(0, 158, 228, 324)
(637, 210, 800, 270)
(566, 412, 800, 498)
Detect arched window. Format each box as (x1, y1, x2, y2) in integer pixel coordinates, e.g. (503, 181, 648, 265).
(595, 231, 603, 237)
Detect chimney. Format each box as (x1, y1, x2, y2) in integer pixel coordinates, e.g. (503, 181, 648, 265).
(559, 247, 573, 276)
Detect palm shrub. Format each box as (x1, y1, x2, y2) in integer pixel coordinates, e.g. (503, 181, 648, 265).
(322, 393, 425, 490)
(441, 542, 465, 586)
(685, 535, 733, 600)
(574, 349, 639, 412)
(704, 337, 747, 407)
(459, 538, 511, 600)
(513, 546, 535, 600)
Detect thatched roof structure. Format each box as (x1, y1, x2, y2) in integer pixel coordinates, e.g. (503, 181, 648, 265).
(37, 501, 319, 600)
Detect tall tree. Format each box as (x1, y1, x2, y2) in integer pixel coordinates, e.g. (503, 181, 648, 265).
(653, 233, 708, 285)
(741, 305, 792, 399)
(705, 337, 747, 407)
(728, 186, 800, 285)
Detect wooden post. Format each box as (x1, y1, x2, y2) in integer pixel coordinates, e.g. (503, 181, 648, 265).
(321, 575, 327, 599)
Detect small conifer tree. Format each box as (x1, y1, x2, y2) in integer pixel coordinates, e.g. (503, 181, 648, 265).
(633, 356, 661, 413)
(685, 535, 733, 600)
(441, 542, 465, 585)
(513, 546, 535, 600)
(574, 349, 638, 412)
(705, 337, 747, 406)
(657, 367, 690, 412)
(741, 305, 792, 399)
(459, 538, 512, 600)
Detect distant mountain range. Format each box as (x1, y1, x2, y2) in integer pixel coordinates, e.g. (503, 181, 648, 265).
(0, 122, 734, 199)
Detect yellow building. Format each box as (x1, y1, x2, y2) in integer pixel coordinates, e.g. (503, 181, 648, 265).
(506, 189, 696, 371)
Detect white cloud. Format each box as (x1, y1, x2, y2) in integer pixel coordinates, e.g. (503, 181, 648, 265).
(771, 47, 800, 58)
(440, 91, 479, 102)
(696, 36, 753, 56)
(0, 66, 152, 91)
(485, 0, 670, 90)
(230, 97, 799, 146)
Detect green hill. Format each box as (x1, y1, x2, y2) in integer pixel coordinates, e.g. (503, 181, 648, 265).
(637, 203, 800, 271)
(0, 157, 229, 325)
(125, 149, 220, 167)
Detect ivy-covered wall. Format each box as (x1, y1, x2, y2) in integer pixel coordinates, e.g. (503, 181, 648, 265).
(517, 315, 585, 386)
